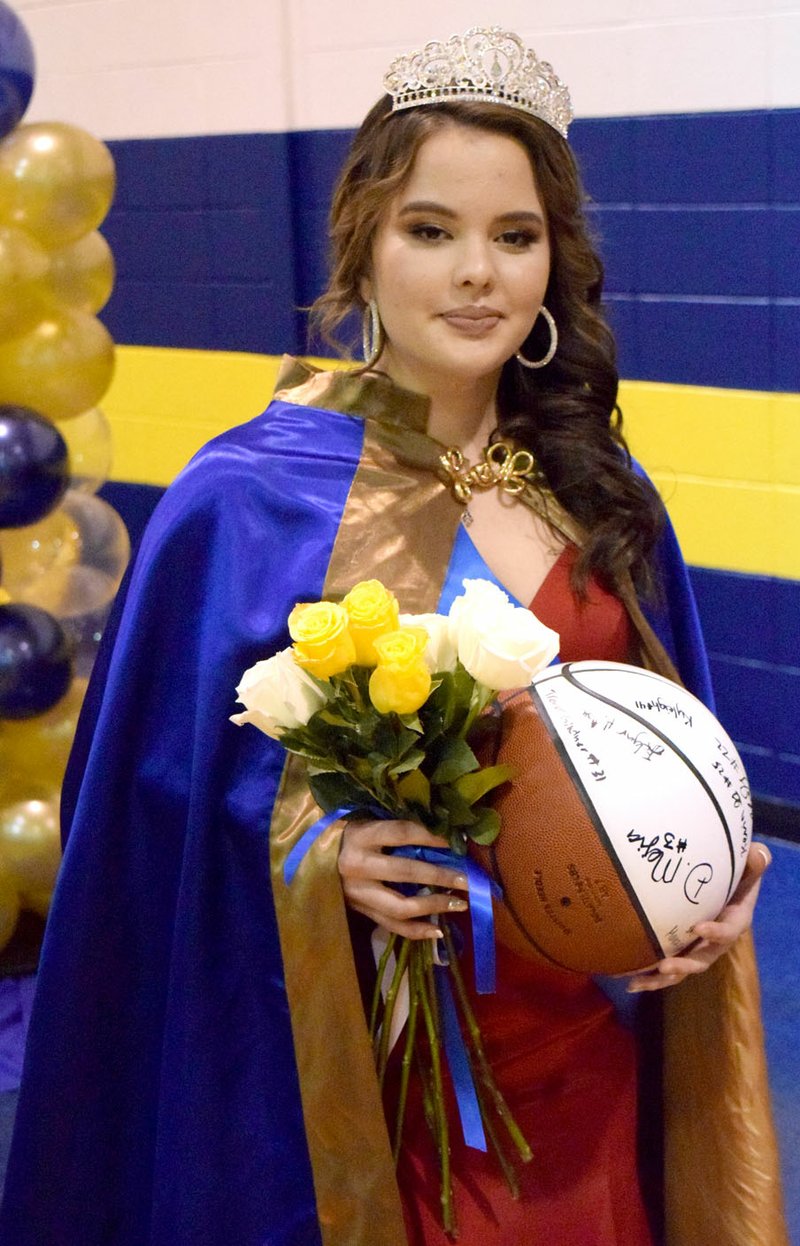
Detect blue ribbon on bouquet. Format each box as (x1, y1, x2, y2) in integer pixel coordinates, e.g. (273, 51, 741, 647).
(435, 964, 486, 1151)
(283, 806, 502, 1154)
(283, 807, 352, 885)
(390, 845, 501, 996)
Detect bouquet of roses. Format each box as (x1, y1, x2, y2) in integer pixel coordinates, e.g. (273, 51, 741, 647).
(232, 578, 559, 1234)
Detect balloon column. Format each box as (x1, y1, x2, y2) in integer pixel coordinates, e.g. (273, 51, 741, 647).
(0, 2, 128, 953)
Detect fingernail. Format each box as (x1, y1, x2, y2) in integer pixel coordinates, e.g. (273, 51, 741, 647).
(453, 874, 468, 888)
(756, 844, 772, 868)
(626, 983, 644, 994)
(429, 929, 444, 940)
(447, 897, 468, 912)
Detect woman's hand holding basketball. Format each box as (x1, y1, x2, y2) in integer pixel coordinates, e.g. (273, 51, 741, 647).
(338, 819, 470, 939)
(625, 841, 771, 992)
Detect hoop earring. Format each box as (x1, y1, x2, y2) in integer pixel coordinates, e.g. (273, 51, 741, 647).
(362, 298, 383, 368)
(516, 305, 557, 369)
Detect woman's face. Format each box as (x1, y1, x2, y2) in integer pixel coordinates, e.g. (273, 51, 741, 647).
(360, 124, 551, 397)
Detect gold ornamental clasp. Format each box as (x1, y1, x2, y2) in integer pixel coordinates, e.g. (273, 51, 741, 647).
(439, 439, 535, 504)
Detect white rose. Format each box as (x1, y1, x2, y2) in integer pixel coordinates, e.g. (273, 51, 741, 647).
(448, 578, 560, 690)
(399, 611, 458, 673)
(231, 647, 329, 739)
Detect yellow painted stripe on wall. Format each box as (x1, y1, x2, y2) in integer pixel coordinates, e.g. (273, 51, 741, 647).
(100, 346, 799, 581)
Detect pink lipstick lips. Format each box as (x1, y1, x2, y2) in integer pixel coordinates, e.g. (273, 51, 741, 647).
(440, 305, 504, 335)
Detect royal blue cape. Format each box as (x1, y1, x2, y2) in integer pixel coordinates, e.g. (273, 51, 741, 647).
(0, 392, 712, 1246)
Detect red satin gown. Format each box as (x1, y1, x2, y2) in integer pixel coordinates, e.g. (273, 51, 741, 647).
(389, 545, 657, 1246)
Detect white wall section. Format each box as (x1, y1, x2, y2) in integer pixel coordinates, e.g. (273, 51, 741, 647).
(16, 0, 800, 140)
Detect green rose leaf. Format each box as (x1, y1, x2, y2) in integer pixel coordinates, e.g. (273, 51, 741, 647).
(396, 768, 431, 810)
(430, 737, 479, 785)
(454, 763, 516, 806)
(308, 771, 377, 815)
(464, 806, 501, 846)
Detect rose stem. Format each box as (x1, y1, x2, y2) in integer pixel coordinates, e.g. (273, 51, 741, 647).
(441, 924, 533, 1164)
(476, 1084, 521, 1198)
(376, 935, 411, 1087)
(393, 946, 422, 1163)
(415, 1041, 436, 1139)
(451, 1009, 521, 1198)
(462, 684, 495, 737)
(419, 940, 456, 1237)
(370, 932, 398, 1042)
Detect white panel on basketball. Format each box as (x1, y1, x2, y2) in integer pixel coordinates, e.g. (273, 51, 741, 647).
(530, 662, 752, 959)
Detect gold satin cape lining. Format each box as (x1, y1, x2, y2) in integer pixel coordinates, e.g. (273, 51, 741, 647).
(266, 358, 787, 1246)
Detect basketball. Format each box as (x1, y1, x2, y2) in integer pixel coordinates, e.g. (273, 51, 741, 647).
(471, 661, 752, 975)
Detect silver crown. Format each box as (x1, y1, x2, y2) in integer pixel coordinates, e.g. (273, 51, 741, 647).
(383, 26, 573, 139)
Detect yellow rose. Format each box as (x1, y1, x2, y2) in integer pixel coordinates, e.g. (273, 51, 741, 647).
(368, 627, 432, 715)
(288, 600, 356, 680)
(341, 579, 400, 666)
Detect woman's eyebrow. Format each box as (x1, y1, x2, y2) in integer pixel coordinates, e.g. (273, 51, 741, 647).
(397, 201, 544, 228)
(397, 200, 457, 218)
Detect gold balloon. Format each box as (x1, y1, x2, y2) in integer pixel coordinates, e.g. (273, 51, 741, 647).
(0, 771, 54, 810)
(0, 307, 115, 420)
(20, 887, 53, 920)
(0, 122, 115, 253)
(0, 676, 88, 790)
(47, 231, 115, 315)
(0, 506, 81, 603)
(0, 225, 49, 341)
(0, 795, 62, 896)
(0, 870, 20, 952)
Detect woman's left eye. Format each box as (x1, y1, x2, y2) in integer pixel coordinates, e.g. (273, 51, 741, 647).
(497, 229, 537, 250)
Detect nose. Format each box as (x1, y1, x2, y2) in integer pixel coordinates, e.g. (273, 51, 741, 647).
(452, 236, 494, 290)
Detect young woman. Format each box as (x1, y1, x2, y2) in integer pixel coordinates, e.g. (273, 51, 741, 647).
(0, 26, 786, 1246)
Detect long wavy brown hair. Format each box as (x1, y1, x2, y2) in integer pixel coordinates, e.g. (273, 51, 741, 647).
(311, 97, 664, 598)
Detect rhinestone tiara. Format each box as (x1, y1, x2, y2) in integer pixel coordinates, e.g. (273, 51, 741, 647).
(383, 26, 573, 139)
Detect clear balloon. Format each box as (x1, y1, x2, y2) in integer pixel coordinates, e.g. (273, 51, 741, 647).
(59, 490, 129, 581)
(0, 601, 73, 719)
(0, 794, 61, 895)
(0, 122, 115, 252)
(58, 594, 115, 679)
(47, 230, 115, 315)
(0, 491, 129, 678)
(0, 675, 87, 790)
(0, 404, 69, 527)
(0, 225, 49, 341)
(0, 505, 81, 601)
(0, 2, 35, 142)
(0, 868, 19, 951)
(0, 306, 115, 421)
(59, 406, 112, 494)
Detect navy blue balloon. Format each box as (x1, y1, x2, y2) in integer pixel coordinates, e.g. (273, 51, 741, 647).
(0, 404, 69, 527)
(0, 602, 73, 719)
(0, 3, 34, 140)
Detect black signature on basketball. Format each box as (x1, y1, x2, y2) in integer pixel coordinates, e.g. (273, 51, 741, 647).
(626, 828, 688, 885)
(617, 728, 665, 762)
(633, 696, 693, 728)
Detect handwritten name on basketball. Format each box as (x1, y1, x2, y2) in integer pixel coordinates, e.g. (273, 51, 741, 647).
(626, 828, 715, 902)
(615, 728, 665, 762)
(543, 690, 607, 780)
(714, 736, 753, 855)
(633, 696, 693, 728)
(627, 828, 686, 884)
